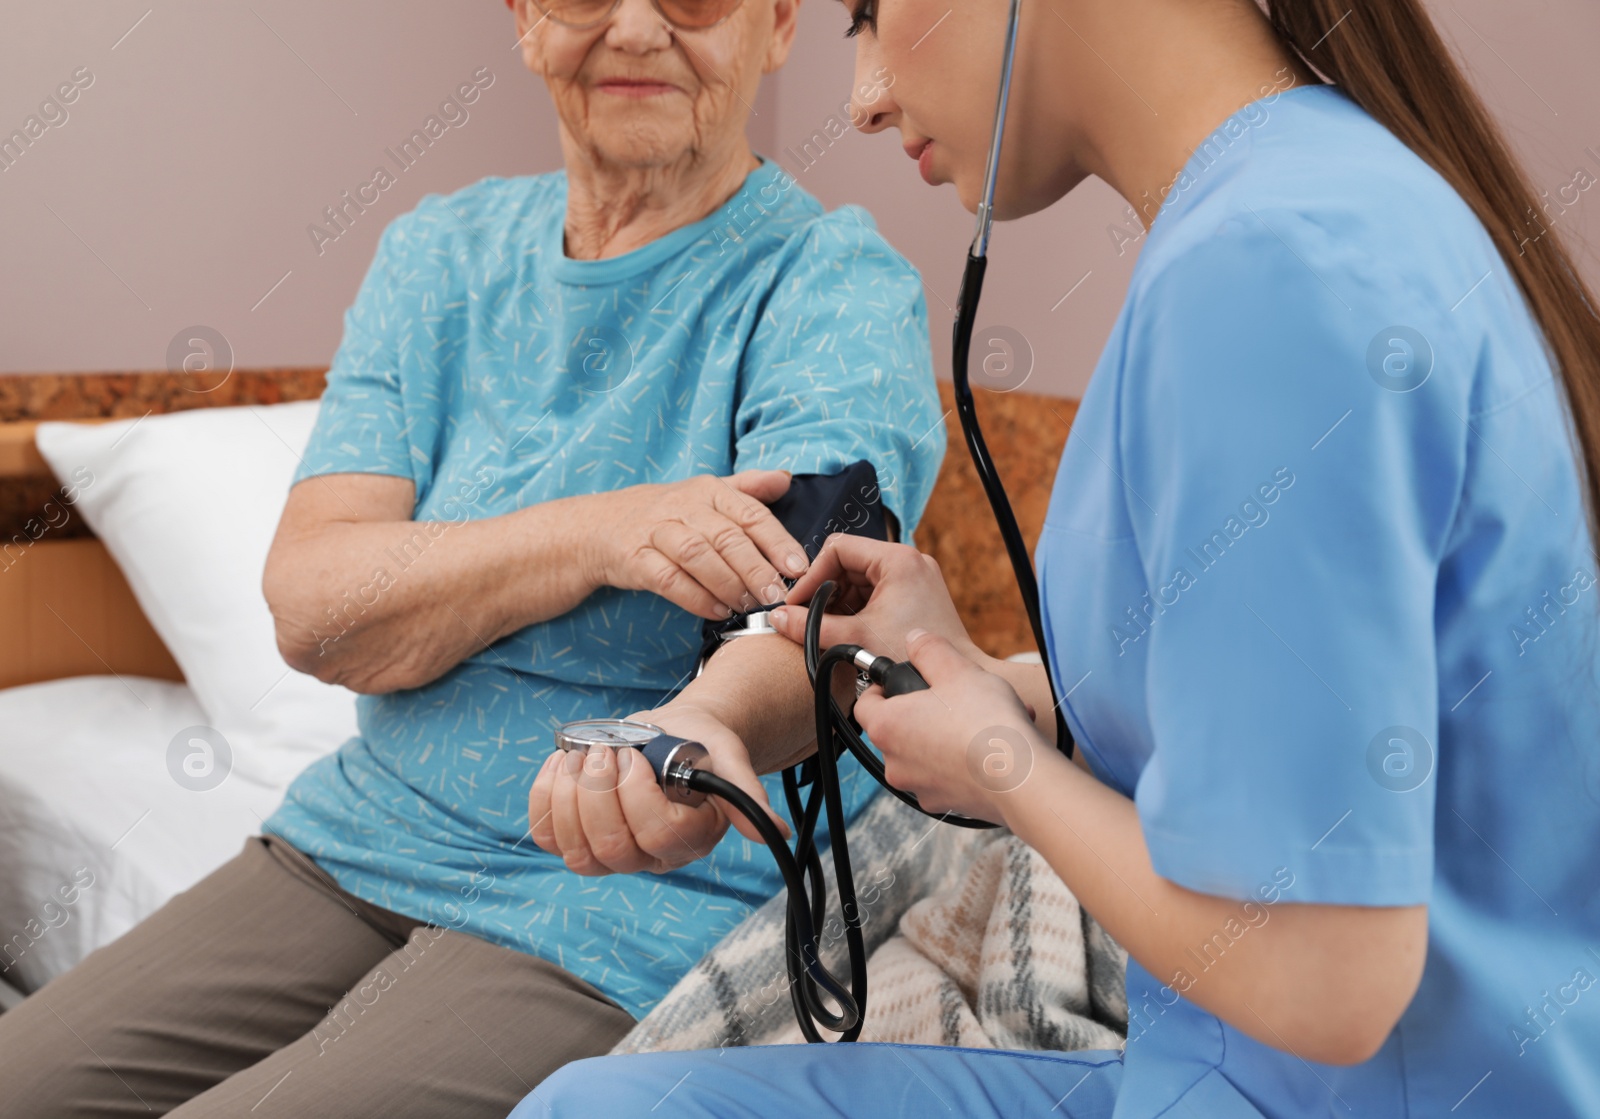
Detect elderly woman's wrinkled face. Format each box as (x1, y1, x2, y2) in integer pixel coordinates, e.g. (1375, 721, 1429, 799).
(516, 0, 794, 169)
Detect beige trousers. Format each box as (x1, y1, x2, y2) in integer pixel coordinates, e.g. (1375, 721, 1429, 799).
(0, 834, 635, 1117)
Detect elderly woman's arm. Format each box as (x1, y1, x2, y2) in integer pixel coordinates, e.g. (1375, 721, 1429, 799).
(264, 467, 809, 695)
(526, 548, 879, 874)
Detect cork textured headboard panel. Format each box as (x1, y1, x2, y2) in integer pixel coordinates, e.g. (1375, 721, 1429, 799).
(0, 370, 1076, 689)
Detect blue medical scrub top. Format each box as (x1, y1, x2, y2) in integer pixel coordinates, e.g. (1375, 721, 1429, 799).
(1038, 84, 1600, 1116)
(262, 156, 946, 1019)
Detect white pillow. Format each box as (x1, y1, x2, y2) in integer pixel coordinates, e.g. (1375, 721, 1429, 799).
(0, 676, 284, 993)
(35, 401, 359, 788)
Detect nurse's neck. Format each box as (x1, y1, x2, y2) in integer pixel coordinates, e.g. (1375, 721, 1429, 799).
(1042, 0, 1320, 232)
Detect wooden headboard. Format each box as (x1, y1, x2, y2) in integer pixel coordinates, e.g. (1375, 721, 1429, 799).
(0, 371, 1076, 691)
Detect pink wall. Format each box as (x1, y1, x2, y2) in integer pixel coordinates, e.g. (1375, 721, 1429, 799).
(769, 0, 1600, 396)
(3, 0, 1596, 400)
(1, 1, 565, 376)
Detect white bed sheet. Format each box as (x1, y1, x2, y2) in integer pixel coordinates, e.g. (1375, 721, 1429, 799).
(0, 676, 288, 995)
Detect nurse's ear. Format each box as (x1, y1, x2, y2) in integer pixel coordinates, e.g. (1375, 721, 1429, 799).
(762, 0, 803, 74)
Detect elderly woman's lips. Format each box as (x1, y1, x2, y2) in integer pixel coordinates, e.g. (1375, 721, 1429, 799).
(596, 79, 678, 98)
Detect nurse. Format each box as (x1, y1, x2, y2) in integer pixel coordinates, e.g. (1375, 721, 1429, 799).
(520, 0, 1600, 1115)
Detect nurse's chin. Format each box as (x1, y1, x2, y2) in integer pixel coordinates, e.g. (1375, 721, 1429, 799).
(959, 164, 1092, 224)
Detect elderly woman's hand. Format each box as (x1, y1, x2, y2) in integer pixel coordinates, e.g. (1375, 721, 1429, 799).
(528, 699, 787, 875)
(584, 468, 810, 620)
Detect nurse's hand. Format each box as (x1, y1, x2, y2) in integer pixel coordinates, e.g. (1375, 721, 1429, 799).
(768, 534, 982, 666)
(585, 470, 809, 622)
(853, 628, 1051, 825)
(527, 700, 788, 876)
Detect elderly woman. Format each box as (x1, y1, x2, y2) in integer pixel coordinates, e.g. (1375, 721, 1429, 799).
(0, 1, 943, 1115)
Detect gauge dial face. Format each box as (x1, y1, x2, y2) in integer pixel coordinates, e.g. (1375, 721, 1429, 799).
(556, 719, 664, 751)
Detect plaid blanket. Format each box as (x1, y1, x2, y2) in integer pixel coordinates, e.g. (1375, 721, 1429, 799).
(613, 789, 1128, 1053)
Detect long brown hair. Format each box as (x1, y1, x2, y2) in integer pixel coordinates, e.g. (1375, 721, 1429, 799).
(1265, 0, 1600, 553)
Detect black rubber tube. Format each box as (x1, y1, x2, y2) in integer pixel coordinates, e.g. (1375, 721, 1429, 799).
(686, 768, 861, 1041)
(951, 249, 1075, 760)
(803, 581, 998, 830)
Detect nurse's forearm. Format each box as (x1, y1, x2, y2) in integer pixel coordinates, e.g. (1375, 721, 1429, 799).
(981, 656, 1092, 770)
(998, 752, 1428, 1066)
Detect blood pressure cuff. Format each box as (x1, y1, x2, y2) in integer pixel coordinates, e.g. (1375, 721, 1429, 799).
(696, 459, 890, 665)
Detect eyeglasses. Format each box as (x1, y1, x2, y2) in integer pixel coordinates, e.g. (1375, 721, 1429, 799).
(531, 0, 746, 31)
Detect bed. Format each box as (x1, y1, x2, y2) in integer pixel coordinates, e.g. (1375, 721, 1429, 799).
(0, 368, 1074, 1014)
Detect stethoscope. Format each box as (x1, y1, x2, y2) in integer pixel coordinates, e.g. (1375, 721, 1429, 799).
(954, 0, 1074, 764)
(557, 0, 1075, 1043)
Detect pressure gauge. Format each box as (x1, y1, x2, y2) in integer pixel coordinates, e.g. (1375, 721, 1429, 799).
(555, 718, 666, 753)
(554, 718, 710, 806)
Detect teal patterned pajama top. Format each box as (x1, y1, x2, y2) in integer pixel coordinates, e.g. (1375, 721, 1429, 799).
(262, 156, 946, 1018)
